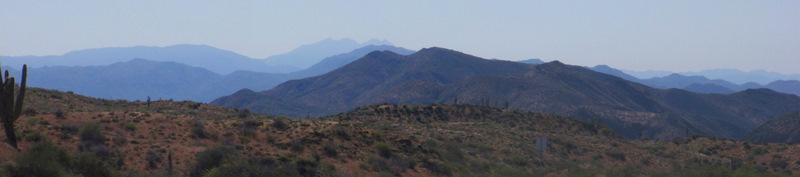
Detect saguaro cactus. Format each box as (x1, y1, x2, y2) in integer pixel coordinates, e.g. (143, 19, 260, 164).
(0, 64, 27, 149)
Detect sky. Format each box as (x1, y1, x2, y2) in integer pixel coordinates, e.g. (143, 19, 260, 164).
(2, 1, 799, 74)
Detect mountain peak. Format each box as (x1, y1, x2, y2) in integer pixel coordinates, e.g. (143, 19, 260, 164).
(363, 39, 393, 46)
(364, 50, 402, 59)
(548, 60, 565, 65)
(517, 58, 545, 64)
(416, 46, 454, 53)
(538, 60, 566, 68)
(594, 64, 611, 69)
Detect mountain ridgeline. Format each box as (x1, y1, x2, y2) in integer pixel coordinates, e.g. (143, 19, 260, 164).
(213, 47, 800, 140)
(3, 45, 414, 102)
(590, 65, 800, 96)
(745, 111, 800, 143)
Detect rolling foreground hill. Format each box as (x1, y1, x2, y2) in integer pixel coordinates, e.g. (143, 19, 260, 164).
(2, 88, 798, 176)
(214, 47, 800, 140)
(746, 111, 800, 143)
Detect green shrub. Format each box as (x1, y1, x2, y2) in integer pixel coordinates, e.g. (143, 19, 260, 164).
(190, 119, 208, 139)
(323, 143, 339, 158)
(190, 146, 234, 177)
(441, 143, 465, 162)
(422, 159, 452, 176)
(146, 150, 163, 169)
(239, 119, 261, 137)
(421, 139, 441, 154)
(58, 124, 79, 135)
(503, 156, 528, 167)
(272, 119, 288, 131)
(490, 165, 529, 177)
(5, 142, 112, 177)
(23, 131, 46, 142)
(10, 142, 70, 177)
(22, 108, 38, 116)
(334, 126, 352, 141)
(79, 122, 106, 149)
(606, 150, 626, 161)
(375, 142, 393, 158)
(70, 151, 113, 177)
(769, 160, 788, 169)
(123, 122, 137, 131)
(54, 110, 67, 119)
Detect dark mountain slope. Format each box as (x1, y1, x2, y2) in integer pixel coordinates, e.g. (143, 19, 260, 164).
(439, 64, 798, 139)
(215, 47, 533, 116)
(765, 80, 800, 96)
(288, 45, 415, 78)
(590, 65, 643, 82)
(213, 48, 800, 139)
(745, 111, 800, 143)
(682, 83, 736, 94)
(277, 47, 531, 110)
(640, 73, 742, 90)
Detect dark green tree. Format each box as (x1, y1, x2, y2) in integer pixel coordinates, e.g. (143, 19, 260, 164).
(1, 64, 27, 149)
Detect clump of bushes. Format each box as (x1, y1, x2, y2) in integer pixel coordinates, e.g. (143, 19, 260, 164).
(606, 150, 626, 161)
(79, 122, 106, 149)
(271, 118, 289, 131)
(1, 142, 112, 177)
(190, 119, 208, 139)
(239, 119, 262, 137)
(190, 146, 234, 177)
(146, 150, 163, 169)
(422, 159, 452, 176)
(375, 142, 393, 158)
(24, 131, 46, 142)
(323, 143, 339, 158)
(123, 122, 136, 131)
(189, 146, 334, 177)
(54, 110, 67, 119)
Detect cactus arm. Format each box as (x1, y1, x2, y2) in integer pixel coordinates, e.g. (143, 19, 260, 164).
(2, 77, 13, 122)
(5, 77, 14, 114)
(12, 65, 26, 118)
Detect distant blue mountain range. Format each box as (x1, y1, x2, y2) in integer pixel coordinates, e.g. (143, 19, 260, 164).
(623, 68, 800, 85)
(1, 38, 393, 75)
(262, 38, 393, 70)
(1, 44, 413, 102)
(591, 65, 800, 96)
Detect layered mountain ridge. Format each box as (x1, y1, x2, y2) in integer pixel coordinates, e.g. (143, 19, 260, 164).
(213, 47, 800, 140)
(3, 45, 414, 102)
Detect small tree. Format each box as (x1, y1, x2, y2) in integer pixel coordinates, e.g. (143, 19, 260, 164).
(0, 64, 27, 149)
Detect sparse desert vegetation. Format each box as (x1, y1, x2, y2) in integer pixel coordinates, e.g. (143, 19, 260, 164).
(0, 88, 798, 176)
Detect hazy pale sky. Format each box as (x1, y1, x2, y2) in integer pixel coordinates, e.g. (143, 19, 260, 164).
(2, 1, 798, 74)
